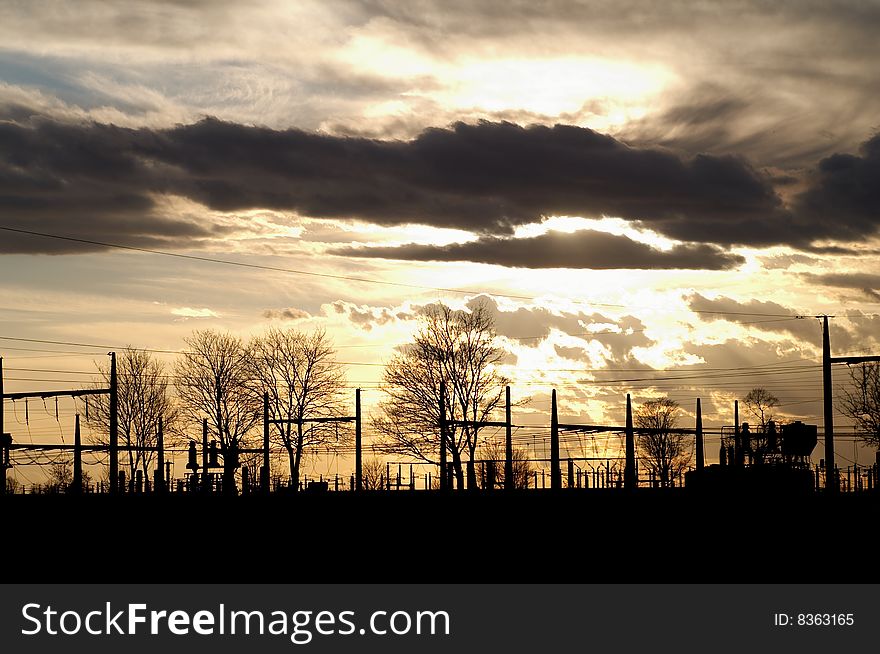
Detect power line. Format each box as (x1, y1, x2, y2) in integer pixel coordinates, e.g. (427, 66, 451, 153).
(0, 362, 830, 389)
(0, 316, 805, 360)
(0, 335, 180, 354)
(0, 225, 540, 300)
(0, 334, 828, 374)
(0, 225, 820, 318)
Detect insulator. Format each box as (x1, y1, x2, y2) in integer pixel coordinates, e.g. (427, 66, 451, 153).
(186, 441, 199, 471)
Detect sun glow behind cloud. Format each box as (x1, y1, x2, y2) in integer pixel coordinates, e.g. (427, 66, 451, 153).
(338, 34, 673, 126)
(430, 57, 672, 118)
(514, 216, 679, 250)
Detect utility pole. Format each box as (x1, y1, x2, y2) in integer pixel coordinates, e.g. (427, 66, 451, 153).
(202, 418, 209, 492)
(695, 398, 704, 471)
(505, 385, 513, 491)
(550, 389, 561, 490)
(822, 314, 880, 492)
(822, 315, 834, 491)
(215, 377, 224, 487)
(734, 400, 740, 466)
(262, 392, 270, 494)
(0, 433, 7, 497)
(109, 352, 118, 494)
(355, 388, 362, 492)
(439, 380, 448, 491)
(156, 417, 165, 493)
(0, 356, 5, 495)
(72, 414, 82, 495)
(624, 393, 635, 490)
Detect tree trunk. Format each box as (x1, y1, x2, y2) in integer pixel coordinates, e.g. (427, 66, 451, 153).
(292, 421, 304, 492)
(223, 456, 237, 495)
(285, 445, 296, 490)
(467, 438, 478, 490)
(125, 442, 137, 489)
(222, 436, 238, 496)
(451, 446, 465, 489)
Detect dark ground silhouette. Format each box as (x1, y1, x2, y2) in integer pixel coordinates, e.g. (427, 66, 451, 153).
(4, 489, 872, 584)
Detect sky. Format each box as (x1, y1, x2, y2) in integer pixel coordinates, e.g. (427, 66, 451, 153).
(1, 0, 879, 483)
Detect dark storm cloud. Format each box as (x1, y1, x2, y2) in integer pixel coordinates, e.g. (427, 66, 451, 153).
(141, 118, 792, 240)
(790, 135, 880, 244)
(0, 114, 787, 254)
(0, 116, 217, 253)
(1, 112, 878, 255)
(331, 229, 745, 270)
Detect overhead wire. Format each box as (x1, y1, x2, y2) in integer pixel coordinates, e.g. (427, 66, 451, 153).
(0, 224, 835, 319)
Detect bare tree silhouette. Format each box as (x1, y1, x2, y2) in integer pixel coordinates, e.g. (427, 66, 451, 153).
(85, 347, 180, 483)
(5, 476, 22, 495)
(479, 439, 534, 490)
(635, 398, 690, 487)
(360, 457, 387, 490)
(743, 387, 780, 432)
(840, 362, 880, 448)
(248, 328, 348, 491)
(47, 460, 72, 490)
(175, 330, 260, 493)
(374, 301, 509, 489)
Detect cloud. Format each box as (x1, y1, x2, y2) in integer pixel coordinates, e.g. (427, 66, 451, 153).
(465, 295, 655, 362)
(171, 306, 218, 318)
(685, 292, 880, 353)
(0, 115, 220, 254)
(686, 292, 817, 342)
(1, 112, 879, 255)
(327, 300, 411, 331)
(790, 135, 880, 245)
(0, 114, 786, 253)
(800, 272, 880, 302)
(759, 253, 819, 270)
(622, 81, 875, 171)
(674, 339, 821, 418)
(320, 294, 655, 365)
(460, 296, 584, 342)
(368, 2, 880, 167)
(3, 0, 880, 165)
(142, 118, 792, 240)
(262, 307, 312, 320)
(332, 228, 745, 270)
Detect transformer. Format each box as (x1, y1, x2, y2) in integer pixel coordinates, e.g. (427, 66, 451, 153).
(719, 420, 817, 469)
(687, 420, 818, 492)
